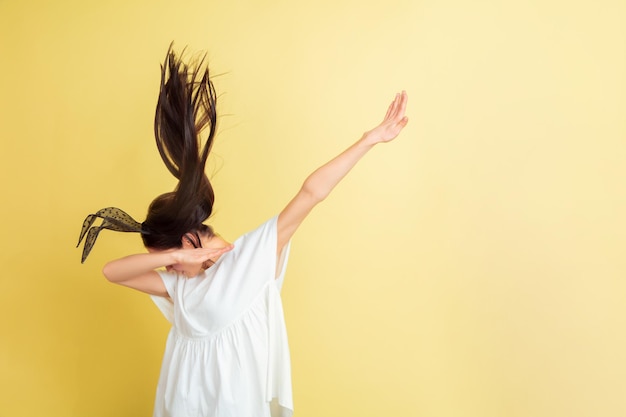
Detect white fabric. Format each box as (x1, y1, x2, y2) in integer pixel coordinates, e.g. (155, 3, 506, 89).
(150, 216, 293, 417)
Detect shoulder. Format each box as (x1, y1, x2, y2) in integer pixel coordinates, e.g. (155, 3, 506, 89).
(156, 269, 180, 296)
(236, 217, 279, 246)
(227, 216, 279, 262)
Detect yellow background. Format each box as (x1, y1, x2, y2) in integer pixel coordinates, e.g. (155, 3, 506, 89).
(1, 0, 625, 416)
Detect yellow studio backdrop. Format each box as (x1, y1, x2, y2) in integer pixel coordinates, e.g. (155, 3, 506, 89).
(1, 0, 624, 416)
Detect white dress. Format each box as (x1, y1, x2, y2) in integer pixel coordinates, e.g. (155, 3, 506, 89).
(150, 217, 293, 417)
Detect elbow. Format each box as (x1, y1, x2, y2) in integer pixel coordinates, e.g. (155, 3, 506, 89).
(301, 180, 328, 204)
(101, 262, 118, 283)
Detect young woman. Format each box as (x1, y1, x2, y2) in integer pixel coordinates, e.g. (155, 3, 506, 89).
(78, 46, 408, 417)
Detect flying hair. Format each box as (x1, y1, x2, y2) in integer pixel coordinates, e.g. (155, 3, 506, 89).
(142, 44, 218, 250)
(77, 44, 218, 261)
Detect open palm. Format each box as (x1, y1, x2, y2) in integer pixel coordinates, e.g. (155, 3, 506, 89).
(367, 91, 409, 144)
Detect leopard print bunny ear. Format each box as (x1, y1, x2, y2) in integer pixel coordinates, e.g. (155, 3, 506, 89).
(77, 207, 147, 263)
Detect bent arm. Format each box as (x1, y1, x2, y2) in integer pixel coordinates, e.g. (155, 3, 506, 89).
(277, 91, 409, 253)
(102, 252, 178, 296)
(102, 245, 233, 296)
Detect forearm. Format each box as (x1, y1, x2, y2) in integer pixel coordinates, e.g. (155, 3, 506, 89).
(301, 133, 377, 201)
(102, 252, 176, 283)
(277, 91, 407, 251)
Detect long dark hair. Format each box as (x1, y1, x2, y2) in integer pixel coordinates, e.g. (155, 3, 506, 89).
(141, 45, 217, 249)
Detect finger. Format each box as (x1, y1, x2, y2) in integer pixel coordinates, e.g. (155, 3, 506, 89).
(391, 93, 401, 119)
(383, 102, 393, 121)
(390, 91, 406, 121)
(384, 101, 394, 121)
(216, 244, 234, 254)
(397, 91, 408, 119)
(185, 247, 218, 260)
(392, 92, 406, 120)
(397, 116, 409, 129)
(390, 92, 400, 119)
(197, 245, 234, 268)
(205, 244, 234, 258)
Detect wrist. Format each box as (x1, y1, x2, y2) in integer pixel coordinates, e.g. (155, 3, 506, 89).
(165, 249, 184, 265)
(359, 131, 380, 148)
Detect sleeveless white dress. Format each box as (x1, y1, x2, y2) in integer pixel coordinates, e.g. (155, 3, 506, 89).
(150, 217, 293, 417)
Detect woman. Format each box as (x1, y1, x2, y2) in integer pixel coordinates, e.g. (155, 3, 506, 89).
(78, 46, 408, 417)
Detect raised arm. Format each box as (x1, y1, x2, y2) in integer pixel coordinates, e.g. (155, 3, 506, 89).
(277, 91, 409, 253)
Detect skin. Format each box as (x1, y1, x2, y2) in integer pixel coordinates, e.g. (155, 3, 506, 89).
(102, 91, 409, 297)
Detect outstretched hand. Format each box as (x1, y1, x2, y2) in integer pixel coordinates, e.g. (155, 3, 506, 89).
(276, 90, 409, 253)
(365, 91, 409, 144)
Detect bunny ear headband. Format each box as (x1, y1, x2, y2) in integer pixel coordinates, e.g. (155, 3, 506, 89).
(77, 207, 146, 263)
